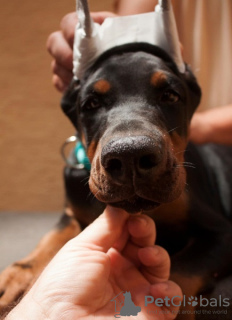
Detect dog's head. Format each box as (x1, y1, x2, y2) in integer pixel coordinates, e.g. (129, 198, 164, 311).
(63, 43, 201, 213)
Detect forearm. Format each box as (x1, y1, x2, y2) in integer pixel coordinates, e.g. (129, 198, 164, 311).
(190, 105, 232, 145)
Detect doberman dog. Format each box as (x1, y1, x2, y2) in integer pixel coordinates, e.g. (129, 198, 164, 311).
(1, 43, 232, 319)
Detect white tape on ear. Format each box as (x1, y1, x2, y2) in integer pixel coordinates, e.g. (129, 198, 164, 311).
(73, 0, 185, 79)
(154, 0, 185, 73)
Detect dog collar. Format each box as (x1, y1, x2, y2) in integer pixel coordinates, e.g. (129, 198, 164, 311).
(61, 136, 91, 171)
(73, 0, 185, 80)
(74, 141, 91, 171)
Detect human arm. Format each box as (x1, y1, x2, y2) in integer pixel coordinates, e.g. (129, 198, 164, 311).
(190, 105, 232, 145)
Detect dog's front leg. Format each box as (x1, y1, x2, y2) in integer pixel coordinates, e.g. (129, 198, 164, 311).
(0, 212, 81, 317)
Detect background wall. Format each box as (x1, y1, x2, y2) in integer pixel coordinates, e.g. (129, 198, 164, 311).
(0, 0, 114, 212)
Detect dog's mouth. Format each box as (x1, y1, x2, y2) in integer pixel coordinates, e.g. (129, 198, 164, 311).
(108, 195, 160, 214)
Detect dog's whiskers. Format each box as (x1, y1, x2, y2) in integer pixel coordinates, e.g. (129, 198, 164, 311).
(184, 182, 190, 193)
(168, 126, 180, 134)
(91, 188, 101, 200)
(86, 191, 92, 201)
(175, 161, 195, 169)
(80, 178, 89, 188)
(174, 149, 187, 156)
(87, 192, 99, 203)
(176, 164, 195, 169)
(81, 176, 89, 184)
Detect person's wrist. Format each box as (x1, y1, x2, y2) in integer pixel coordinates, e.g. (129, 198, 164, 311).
(5, 294, 47, 320)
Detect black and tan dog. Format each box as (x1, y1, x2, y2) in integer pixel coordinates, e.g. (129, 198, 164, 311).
(1, 43, 232, 319)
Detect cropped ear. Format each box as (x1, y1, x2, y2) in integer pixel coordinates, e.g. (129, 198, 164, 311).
(61, 79, 80, 129)
(183, 64, 202, 119)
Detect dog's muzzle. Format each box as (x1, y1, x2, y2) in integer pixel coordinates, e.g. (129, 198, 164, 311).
(89, 129, 186, 213)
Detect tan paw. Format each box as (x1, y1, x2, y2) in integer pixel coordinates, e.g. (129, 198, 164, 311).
(0, 261, 40, 316)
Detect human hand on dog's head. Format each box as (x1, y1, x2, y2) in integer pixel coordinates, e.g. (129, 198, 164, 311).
(6, 206, 182, 320)
(47, 12, 116, 92)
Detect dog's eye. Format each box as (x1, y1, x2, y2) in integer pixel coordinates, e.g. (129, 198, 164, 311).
(84, 97, 101, 110)
(161, 90, 180, 104)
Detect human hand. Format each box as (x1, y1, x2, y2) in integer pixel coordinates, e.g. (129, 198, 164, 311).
(47, 12, 116, 92)
(7, 206, 182, 320)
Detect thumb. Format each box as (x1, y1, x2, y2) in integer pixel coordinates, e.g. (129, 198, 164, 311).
(72, 206, 129, 252)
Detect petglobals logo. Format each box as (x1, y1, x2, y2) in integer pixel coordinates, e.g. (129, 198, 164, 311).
(187, 295, 230, 308)
(111, 291, 230, 318)
(145, 294, 230, 316)
(145, 294, 230, 308)
(111, 291, 141, 318)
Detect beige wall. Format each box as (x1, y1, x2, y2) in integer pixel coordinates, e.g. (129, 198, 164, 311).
(0, 0, 113, 212)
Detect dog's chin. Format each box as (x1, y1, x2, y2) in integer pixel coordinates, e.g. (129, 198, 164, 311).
(108, 196, 160, 214)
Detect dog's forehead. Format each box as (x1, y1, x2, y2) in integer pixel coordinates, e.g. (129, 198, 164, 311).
(84, 51, 175, 89)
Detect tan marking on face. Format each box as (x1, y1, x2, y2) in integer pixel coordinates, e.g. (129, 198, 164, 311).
(93, 79, 111, 94)
(80, 133, 87, 148)
(170, 131, 188, 162)
(87, 140, 98, 162)
(150, 71, 168, 87)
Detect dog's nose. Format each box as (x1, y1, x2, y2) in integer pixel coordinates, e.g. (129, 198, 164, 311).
(101, 136, 162, 184)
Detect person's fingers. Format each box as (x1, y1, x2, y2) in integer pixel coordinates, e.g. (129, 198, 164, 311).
(59, 12, 117, 48)
(51, 60, 73, 84)
(91, 11, 117, 24)
(128, 214, 156, 247)
(47, 11, 117, 92)
(118, 215, 156, 266)
(59, 11, 117, 49)
(180, 42, 184, 57)
(60, 12, 78, 48)
(47, 31, 73, 70)
(150, 280, 183, 319)
(138, 245, 171, 283)
(112, 222, 129, 252)
(73, 206, 129, 253)
(52, 74, 68, 92)
(108, 248, 148, 290)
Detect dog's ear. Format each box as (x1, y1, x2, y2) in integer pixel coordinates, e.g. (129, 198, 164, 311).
(61, 79, 80, 129)
(182, 65, 202, 119)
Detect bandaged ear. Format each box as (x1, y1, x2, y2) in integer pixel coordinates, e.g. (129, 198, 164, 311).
(73, 0, 185, 80)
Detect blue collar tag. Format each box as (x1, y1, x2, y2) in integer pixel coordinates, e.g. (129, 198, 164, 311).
(74, 141, 91, 171)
